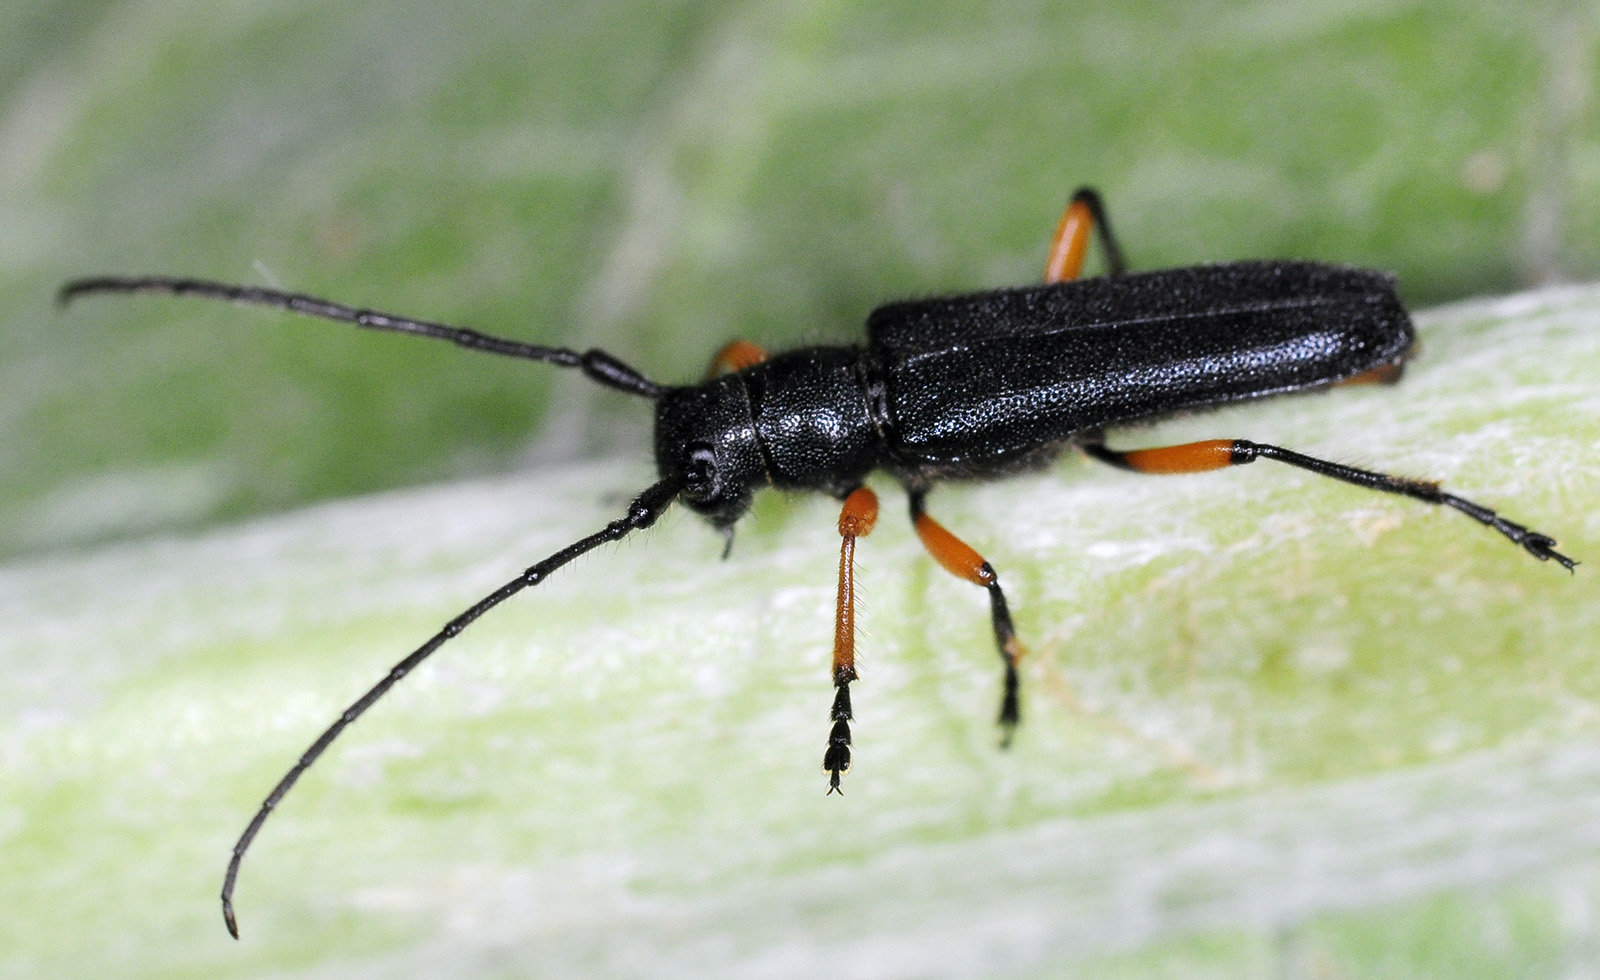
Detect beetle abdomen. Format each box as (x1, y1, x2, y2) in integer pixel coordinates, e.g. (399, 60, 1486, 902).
(870, 261, 1412, 470)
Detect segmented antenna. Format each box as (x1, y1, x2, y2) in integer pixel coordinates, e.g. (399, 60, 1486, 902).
(216, 476, 680, 938)
(58, 275, 665, 399)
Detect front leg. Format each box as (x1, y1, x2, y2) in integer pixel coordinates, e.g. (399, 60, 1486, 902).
(825, 486, 879, 794)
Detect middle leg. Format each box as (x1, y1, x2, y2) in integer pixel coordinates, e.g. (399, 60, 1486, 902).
(909, 490, 1027, 744)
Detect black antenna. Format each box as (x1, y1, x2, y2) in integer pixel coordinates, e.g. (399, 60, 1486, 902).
(220, 476, 682, 938)
(58, 275, 665, 399)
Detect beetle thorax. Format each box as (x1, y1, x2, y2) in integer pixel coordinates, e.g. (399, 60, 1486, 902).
(654, 347, 883, 528)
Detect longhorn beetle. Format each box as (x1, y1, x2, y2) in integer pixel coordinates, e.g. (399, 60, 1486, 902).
(60, 187, 1575, 937)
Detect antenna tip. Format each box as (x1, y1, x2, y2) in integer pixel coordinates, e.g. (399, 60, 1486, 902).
(57, 276, 145, 307)
(223, 899, 241, 940)
(56, 280, 88, 308)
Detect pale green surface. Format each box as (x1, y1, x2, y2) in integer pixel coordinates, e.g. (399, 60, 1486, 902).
(2, 287, 1598, 977)
(1, 0, 1597, 556)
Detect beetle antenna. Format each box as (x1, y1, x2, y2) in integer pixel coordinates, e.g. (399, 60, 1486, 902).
(219, 475, 682, 939)
(59, 275, 665, 399)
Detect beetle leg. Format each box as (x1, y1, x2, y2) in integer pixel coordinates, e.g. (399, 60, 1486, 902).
(705, 339, 769, 379)
(1078, 436, 1576, 570)
(826, 486, 879, 794)
(909, 491, 1027, 745)
(1332, 362, 1407, 387)
(1043, 186, 1128, 283)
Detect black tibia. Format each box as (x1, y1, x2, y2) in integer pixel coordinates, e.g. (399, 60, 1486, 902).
(1069, 186, 1129, 276)
(825, 665, 855, 795)
(985, 574, 1022, 742)
(1079, 433, 1575, 572)
(1229, 440, 1576, 571)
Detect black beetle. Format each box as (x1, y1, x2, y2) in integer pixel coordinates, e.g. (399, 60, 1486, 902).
(60, 186, 1574, 937)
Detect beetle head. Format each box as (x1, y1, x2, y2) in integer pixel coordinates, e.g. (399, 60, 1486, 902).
(653, 378, 765, 529)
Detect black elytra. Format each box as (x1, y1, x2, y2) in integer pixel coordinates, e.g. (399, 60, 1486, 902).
(58, 186, 1574, 937)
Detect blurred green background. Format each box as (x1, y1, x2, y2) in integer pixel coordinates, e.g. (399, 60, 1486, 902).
(2, 1, 1598, 978)
(2, 0, 1595, 558)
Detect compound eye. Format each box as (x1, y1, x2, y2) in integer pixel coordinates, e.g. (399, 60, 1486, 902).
(684, 444, 721, 500)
